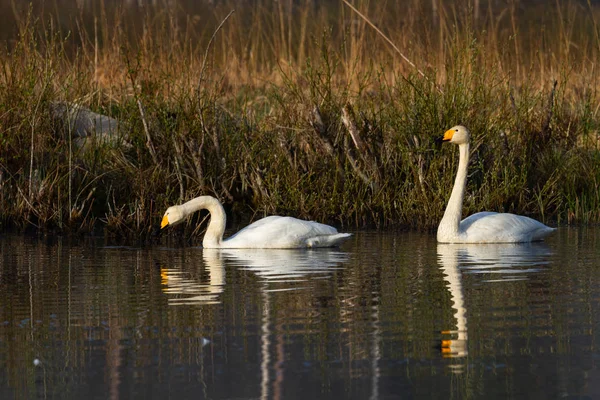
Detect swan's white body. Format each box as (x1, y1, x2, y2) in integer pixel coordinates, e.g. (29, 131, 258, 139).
(161, 196, 352, 248)
(437, 126, 556, 243)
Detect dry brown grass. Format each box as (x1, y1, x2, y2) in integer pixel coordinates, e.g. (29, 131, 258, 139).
(4, 1, 598, 100)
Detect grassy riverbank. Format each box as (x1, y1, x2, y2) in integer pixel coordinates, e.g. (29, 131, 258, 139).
(0, 1, 599, 236)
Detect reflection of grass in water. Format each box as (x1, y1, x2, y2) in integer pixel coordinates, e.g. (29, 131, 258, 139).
(0, 0, 599, 235)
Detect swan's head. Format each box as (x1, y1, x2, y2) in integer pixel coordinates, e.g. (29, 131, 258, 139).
(161, 205, 185, 229)
(442, 125, 470, 145)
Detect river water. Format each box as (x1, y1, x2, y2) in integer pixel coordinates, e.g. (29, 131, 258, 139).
(0, 228, 599, 399)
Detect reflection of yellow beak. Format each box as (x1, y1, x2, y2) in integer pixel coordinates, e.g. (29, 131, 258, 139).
(442, 129, 454, 141)
(161, 215, 169, 229)
(160, 267, 168, 286)
(441, 339, 453, 358)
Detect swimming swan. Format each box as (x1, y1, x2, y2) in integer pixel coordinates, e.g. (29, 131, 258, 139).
(161, 195, 352, 248)
(437, 125, 556, 243)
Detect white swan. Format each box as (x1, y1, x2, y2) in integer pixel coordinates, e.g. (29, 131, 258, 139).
(437, 125, 556, 243)
(160, 195, 352, 248)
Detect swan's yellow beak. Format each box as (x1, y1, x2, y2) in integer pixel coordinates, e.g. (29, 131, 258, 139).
(161, 215, 170, 229)
(442, 129, 454, 142)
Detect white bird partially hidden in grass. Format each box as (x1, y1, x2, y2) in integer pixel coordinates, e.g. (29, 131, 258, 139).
(437, 125, 556, 243)
(161, 195, 352, 249)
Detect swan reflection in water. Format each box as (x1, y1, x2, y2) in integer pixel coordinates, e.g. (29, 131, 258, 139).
(217, 248, 348, 287)
(437, 243, 552, 364)
(161, 247, 351, 399)
(160, 248, 349, 305)
(160, 251, 226, 306)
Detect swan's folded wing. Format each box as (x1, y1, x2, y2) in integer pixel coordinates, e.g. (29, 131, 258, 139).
(461, 212, 555, 243)
(223, 216, 346, 248)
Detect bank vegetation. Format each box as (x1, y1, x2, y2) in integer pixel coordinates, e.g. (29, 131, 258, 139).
(0, 0, 599, 236)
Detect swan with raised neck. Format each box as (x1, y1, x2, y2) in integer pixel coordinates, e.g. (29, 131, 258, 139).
(437, 125, 556, 243)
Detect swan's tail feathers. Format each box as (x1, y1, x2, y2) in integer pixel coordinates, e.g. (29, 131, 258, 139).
(307, 233, 353, 248)
(532, 226, 557, 242)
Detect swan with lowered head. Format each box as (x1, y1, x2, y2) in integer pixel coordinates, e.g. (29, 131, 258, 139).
(437, 125, 556, 243)
(161, 195, 352, 248)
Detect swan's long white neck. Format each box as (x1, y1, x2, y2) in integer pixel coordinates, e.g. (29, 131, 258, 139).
(181, 196, 226, 248)
(437, 142, 469, 241)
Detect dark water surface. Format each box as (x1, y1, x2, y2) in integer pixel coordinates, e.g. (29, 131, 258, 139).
(0, 228, 599, 399)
